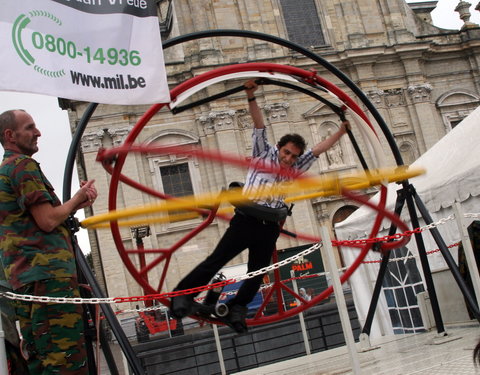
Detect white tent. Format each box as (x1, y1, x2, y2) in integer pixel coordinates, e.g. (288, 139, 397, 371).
(335, 105, 480, 338)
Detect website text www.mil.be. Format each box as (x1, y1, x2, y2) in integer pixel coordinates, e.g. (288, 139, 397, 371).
(70, 70, 146, 90)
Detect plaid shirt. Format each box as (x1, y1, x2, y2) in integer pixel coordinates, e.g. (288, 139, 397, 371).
(243, 128, 316, 209)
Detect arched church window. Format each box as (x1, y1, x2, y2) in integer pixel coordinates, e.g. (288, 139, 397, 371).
(436, 90, 480, 132)
(159, 163, 194, 198)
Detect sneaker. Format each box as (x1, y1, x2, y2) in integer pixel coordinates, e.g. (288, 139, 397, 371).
(170, 293, 194, 319)
(226, 304, 248, 333)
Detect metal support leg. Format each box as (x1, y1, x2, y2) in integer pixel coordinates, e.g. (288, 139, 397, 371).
(361, 188, 407, 337)
(413, 190, 480, 321)
(81, 303, 100, 375)
(405, 184, 445, 334)
(74, 239, 145, 375)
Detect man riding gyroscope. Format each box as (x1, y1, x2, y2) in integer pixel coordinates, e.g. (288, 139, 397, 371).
(170, 80, 350, 333)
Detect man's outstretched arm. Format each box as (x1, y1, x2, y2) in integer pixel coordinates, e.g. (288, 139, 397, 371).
(244, 80, 265, 129)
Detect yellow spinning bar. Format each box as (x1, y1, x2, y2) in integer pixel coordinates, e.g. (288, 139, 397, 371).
(81, 166, 424, 229)
(88, 207, 235, 229)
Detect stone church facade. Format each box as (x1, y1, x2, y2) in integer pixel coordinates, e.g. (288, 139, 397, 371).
(62, 0, 480, 309)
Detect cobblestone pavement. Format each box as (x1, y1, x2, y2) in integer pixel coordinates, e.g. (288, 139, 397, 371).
(94, 322, 480, 375)
(233, 322, 480, 375)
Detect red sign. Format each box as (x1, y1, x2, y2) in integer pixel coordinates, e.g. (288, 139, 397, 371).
(291, 261, 313, 272)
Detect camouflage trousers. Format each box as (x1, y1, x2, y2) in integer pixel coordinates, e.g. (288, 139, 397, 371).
(15, 278, 89, 375)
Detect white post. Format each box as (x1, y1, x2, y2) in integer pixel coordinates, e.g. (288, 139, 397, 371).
(164, 307, 172, 338)
(0, 315, 8, 375)
(453, 202, 480, 309)
(212, 324, 226, 375)
(319, 225, 362, 374)
(121, 349, 129, 375)
(291, 270, 311, 355)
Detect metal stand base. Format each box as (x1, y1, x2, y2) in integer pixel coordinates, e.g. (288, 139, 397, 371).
(427, 332, 462, 346)
(358, 333, 380, 352)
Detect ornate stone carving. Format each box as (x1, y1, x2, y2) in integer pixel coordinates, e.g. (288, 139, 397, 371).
(315, 206, 330, 222)
(236, 109, 253, 149)
(199, 110, 236, 134)
(236, 109, 251, 129)
(395, 134, 418, 165)
(325, 134, 344, 168)
(81, 126, 133, 152)
(384, 88, 405, 107)
(320, 124, 345, 169)
(108, 126, 134, 146)
(81, 130, 106, 153)
(199, 115, 214, 136)
(407, 84, 433, 103)
(456, 1, 478, 28)
(264, 102, 289, 122)
(366, 89, 385, 105)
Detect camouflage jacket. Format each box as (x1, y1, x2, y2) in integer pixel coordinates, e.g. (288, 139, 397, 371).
(0, 151, 76, 290)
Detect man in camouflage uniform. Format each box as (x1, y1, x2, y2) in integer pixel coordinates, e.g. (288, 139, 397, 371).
(0, 109, 97, 374)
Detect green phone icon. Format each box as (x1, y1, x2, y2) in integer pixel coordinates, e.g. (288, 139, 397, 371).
(12, 14, 35, 66)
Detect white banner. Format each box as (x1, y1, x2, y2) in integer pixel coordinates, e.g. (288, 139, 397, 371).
(0, 0, 170, 105)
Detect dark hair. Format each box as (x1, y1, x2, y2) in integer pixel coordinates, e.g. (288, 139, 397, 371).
(0, 110, 24, 146)
(277, 133, 307, 155)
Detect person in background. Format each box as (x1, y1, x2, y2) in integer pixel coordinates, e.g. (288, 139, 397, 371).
(297, 288, 313, 302)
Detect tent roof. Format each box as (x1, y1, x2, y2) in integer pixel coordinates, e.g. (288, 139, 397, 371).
(335, 105, 480, 237)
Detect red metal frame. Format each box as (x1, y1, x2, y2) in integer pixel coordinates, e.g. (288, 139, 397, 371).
(97, 62, 409, 327)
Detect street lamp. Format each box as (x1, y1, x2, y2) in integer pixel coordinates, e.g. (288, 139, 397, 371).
(131, 225, 151, 305)
(155, 0, 173, 39)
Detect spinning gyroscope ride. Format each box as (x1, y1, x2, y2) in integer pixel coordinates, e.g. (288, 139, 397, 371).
(81, 61, 422, 328)
(65, 30, 478, 375)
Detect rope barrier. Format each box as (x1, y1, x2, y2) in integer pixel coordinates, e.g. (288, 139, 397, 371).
(2, 212, 477, 311)
(1, 242, 322, 306)
(333, 214, 457, 247)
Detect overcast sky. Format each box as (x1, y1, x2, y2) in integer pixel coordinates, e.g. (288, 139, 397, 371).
(1, 0, 479, 255)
